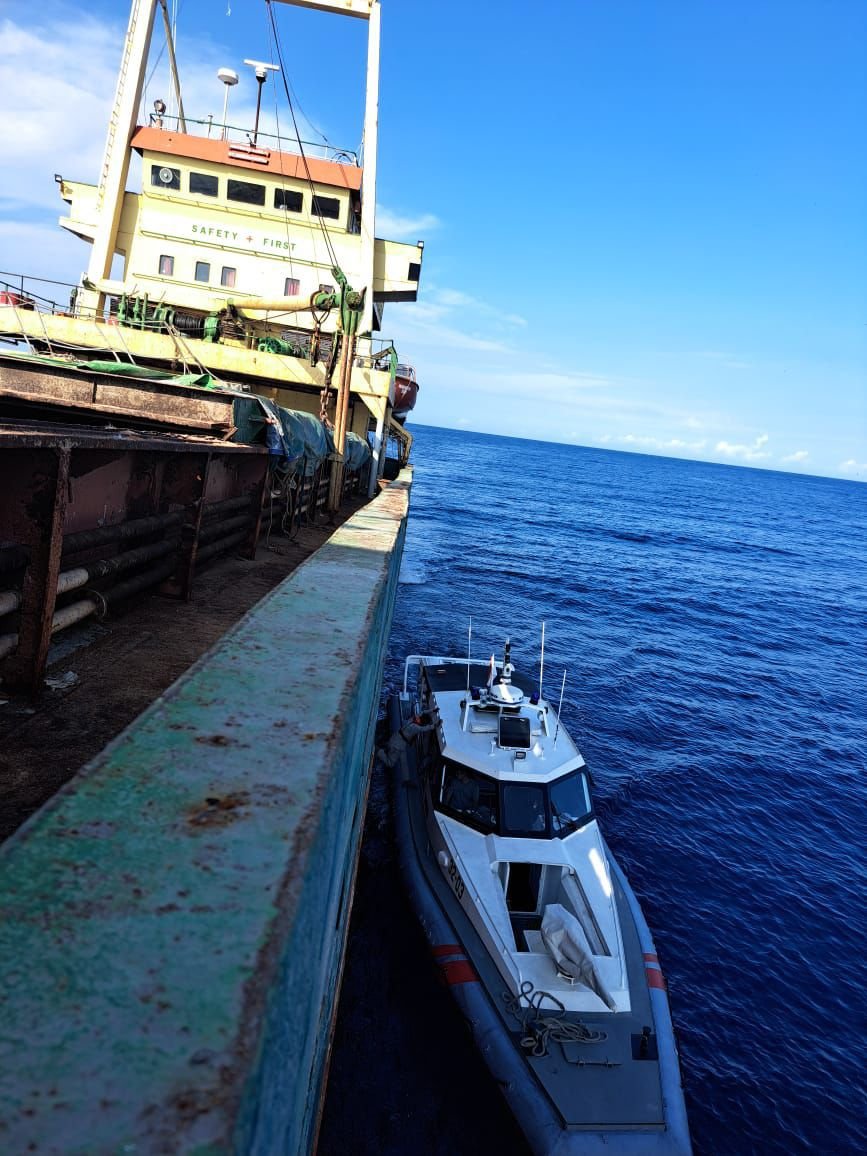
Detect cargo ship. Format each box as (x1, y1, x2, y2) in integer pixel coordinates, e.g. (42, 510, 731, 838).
(0, 0, 421, 691)
(0, 3, 419, 1152)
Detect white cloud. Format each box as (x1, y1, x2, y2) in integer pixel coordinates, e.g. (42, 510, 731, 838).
(604, 434, 708, 453)
(424, 286, 527, 328)
(715, 433, 771, 461)
(375, 208, 440, 241)
(839, 459, 867, 476)
(0, 13, 122, 212)
(781, 450, 809, 463)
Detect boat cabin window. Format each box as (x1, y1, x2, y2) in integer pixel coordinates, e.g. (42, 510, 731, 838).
(151, 164, 180, 190)
(194, 261, 210, 284)
(190, 171, 218, 197)
(439, 763, 498, 834)
(275, 188, 303, 212)
(158, 254, 174, 276)
(435, 768, 593, 840)
(312, 194, 341, 221)
(227, 179, 266, 206)
(220, 266, 236, 288)
(550, 772, 593, 837)
(501, 783, 547, 836)
(284, 277, 300, 296)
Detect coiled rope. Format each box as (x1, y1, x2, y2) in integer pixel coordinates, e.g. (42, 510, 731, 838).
(503, 980, 607, 1057)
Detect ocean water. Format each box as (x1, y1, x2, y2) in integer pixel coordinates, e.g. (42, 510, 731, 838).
(320, 425, 867, 1156)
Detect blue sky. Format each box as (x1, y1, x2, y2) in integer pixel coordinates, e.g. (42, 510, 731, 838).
(1, 0, 865, 479)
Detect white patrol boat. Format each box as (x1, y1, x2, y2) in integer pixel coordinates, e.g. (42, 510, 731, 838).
(389, 640, 692, 1155)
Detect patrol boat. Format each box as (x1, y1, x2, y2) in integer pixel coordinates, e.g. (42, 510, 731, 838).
(389, 640, 692, 1155)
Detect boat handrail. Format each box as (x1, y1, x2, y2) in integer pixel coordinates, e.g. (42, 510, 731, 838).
(402, 653, 489, 694)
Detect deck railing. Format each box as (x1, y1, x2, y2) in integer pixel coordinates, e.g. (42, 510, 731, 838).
(0, 272, 77, 316)
(147, 113, 359, 166)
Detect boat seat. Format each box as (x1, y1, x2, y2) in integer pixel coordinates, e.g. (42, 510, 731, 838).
(523, 930, 547, 954)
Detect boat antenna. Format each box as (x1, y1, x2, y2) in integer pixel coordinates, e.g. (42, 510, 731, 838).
(539, 620, 546, 700)
(553, 669, 567, 747)
(466, 617, 472, 693)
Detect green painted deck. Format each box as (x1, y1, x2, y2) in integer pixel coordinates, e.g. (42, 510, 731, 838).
(0, 471, 411, 1155)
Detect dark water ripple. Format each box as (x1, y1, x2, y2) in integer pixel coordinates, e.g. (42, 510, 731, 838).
(321, 426, 867, 1156)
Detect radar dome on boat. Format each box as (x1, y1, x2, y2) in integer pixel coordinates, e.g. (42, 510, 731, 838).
(489, 682, 524, 706)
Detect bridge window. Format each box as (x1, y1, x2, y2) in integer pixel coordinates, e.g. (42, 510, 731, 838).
(158, 254, 174, 276)
(284, 277, 300, 296)
(311, 194, 340, 221)
(195, 261, 210, 283)
(549, 772, 593, 837)
(151, 164, 180, 190)
(220, 266, 236, 288)
(275, 188, 303, 212)
(227, 179, 265, 206)
(190, 171, 218, 197)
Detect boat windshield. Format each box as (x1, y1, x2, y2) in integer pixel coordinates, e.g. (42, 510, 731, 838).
(549, 772, 593, 837)
(501, 783, 547, 836)
(436, 763, 592, 839)
(440, 762, 499, 832)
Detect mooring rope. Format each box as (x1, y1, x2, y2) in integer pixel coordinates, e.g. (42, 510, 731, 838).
(503, 980, 607, 1057)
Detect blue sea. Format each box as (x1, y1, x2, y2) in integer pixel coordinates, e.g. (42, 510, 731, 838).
(320, 425, 867, 1156)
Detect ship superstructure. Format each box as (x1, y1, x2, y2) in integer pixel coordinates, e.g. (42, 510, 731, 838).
(0, 0, 421, 490)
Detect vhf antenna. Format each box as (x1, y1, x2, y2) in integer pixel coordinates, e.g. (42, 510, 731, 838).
(553, 669, 567, 747)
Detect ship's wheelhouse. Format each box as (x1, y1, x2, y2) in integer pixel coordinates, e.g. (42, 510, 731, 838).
(429, 757, 594, 840)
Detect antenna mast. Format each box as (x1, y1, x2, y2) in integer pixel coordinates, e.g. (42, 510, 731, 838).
(466, 618, 472, 693)
(539, 620, 545, 700)
(553, 669, 567, 746)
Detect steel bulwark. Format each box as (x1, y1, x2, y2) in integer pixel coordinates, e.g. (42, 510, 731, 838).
(0, 423, 268, 691)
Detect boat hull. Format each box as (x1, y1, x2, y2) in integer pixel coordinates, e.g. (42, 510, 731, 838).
(392, 375, 418, 420)
(388, 693, 692, 1155)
